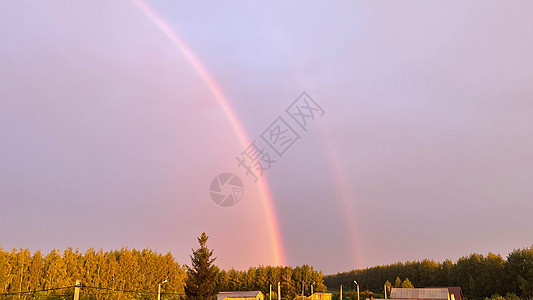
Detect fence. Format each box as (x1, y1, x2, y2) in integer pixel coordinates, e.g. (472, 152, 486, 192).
(0, 283, 185, 300)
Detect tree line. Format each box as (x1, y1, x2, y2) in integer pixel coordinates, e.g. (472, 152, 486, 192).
(3, 239, 533, 300)
(185, 233, 327, 300)
(215, 265, 327, 298)
(0, 243, 327, 300)
(0, 246, 186, 300)
(323, 245, 533, 300)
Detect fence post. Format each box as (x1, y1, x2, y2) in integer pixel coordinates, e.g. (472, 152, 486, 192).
(73, 280, 81, 300)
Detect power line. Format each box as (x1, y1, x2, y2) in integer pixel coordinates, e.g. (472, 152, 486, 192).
(0, 285, 185, 297)
(81, 285, 185, 295)
(1, 286, 77, 296)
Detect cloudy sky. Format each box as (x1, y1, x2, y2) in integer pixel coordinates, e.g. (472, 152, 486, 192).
(1, 0, 533, 274)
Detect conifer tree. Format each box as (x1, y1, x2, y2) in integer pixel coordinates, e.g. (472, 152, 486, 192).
(384, 280, 391, 297)
(401, 278, 414, 288)
(394, 277, 402, 288)
(185, 232, 219, 300)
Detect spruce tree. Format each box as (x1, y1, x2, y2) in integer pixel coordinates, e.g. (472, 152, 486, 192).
(384, 281, 391, 297)
(185, 232, 219, 300)
(401, 278, 414, 288)
(394, 277, 402, 288)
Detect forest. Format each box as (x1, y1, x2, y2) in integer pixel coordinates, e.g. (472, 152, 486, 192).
(0, 247, 326, 300)
(1, 245, 533, 300)
(324, 245, 533, 300)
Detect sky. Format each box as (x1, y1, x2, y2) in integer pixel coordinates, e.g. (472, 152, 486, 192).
(1, 0, 533, 275)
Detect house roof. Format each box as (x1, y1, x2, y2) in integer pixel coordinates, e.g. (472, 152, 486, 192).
(390, 288, 449, 300)
(218, 291, 264, 298)
(423, 287, 463, 300)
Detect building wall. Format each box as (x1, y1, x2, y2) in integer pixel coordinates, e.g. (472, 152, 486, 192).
(310, 293, 332, 300)
(222, 295, 264, 300)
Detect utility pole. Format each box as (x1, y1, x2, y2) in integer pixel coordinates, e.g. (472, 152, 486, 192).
(158, 280, 167, 300)
(278, 282, 281, 300)
(384, 284, 387, 299)
(270, 284, 272, 300)
(311, 282, 315, 297)
(73, 280, 81, 300)
(302, 281, 305, 300)
(353, 281, 359, 300)
(19, 262, 24, 300)
(340, 285, 342, 300)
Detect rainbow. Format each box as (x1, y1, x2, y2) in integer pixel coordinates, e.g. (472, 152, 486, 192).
(131, 0, 286, 266)
(318, 125, 364, 268)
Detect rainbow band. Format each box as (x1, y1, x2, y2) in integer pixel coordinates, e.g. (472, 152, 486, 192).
(131, 0, 286, 266)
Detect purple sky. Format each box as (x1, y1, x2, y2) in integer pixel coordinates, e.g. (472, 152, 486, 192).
(1, 0, 533, 274)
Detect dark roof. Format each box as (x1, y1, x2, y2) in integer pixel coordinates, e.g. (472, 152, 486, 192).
(446, 287, 463, 300)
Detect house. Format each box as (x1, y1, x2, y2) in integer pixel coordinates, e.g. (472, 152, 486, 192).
(390, 288, 449, 300)
(309, 293, 333, 300)
(217, 291, 265, 300)
(389, 288, 463, 300)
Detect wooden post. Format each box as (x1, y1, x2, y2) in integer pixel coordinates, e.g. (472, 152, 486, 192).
(19, 263, 24, 300)
(73, 280, 81, 300)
